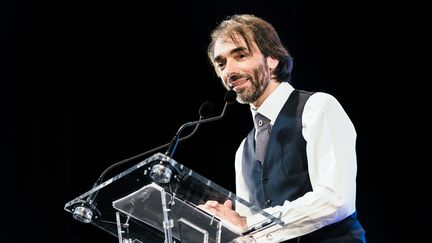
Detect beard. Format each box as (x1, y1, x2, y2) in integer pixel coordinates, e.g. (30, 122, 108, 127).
(236, 60, 271, 104)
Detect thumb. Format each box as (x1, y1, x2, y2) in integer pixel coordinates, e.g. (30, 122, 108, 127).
(223, 200, 233, 209)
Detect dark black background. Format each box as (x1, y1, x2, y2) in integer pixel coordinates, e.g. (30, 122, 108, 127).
(1, 1, 425, 242)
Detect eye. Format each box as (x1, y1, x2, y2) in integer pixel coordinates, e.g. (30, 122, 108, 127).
(235, 51, 250, 59)
(216, 62, 225, 70)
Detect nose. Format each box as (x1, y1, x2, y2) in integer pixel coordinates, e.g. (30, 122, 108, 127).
(224, 72, 238, 85)
(222, 58, 238, 81)
(224, 72, 232, 80)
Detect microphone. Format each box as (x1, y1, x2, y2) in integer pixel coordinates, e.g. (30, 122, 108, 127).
(180, 101, 213, 141)
(71, 100, 214, 223)
(148, 89, 236, 184)
(164, 89, 237, 158)
(199, 100, 214, 117)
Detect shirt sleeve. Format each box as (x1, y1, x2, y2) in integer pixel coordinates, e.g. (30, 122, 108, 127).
(239, 92, 358, 242)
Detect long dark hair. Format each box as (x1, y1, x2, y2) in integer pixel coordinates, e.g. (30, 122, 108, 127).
(208, 14, 293, 82)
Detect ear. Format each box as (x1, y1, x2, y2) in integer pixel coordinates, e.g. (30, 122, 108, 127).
(267, 56, 279, 70)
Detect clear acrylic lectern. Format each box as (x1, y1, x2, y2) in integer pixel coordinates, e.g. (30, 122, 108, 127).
(64, 153, 283, 242)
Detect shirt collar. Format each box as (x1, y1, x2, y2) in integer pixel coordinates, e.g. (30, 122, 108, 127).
(250, 82, 295, 125)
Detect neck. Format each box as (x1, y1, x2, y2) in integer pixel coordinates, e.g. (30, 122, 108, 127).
(252, 80, 280, 108)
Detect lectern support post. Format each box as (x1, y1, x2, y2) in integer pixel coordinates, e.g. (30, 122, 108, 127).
(161, 187, 174, 243)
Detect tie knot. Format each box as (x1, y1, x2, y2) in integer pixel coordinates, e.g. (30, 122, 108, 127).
(254, 113, 270, 129)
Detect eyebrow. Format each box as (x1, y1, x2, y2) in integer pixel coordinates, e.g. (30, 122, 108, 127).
(214, 47, 248, 63)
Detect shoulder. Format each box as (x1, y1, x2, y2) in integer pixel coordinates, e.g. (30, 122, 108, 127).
(308, 91, 338, 102)
(300, 91, 342, 111)
(303, 91, 351, 121)
(301, 91, 356, 139)
(292, 88, 338, 102)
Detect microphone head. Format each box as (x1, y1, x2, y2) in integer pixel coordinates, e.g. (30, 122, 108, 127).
(224, 89, 237, 104)
(199, 101, 213, 118)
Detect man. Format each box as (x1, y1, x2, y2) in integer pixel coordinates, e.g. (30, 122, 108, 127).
(201, 14, 366, 242)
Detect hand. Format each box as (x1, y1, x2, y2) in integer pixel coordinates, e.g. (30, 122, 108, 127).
(198, 200, 247, 230)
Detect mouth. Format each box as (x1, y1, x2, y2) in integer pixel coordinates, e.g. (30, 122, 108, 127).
(229, 78, 249, 90)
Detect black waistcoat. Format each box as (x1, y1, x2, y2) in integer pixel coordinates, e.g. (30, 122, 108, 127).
(242, 89, 313, 209)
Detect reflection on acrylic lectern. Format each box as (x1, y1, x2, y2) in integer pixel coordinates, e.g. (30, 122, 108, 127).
(64, 152, 282, 243)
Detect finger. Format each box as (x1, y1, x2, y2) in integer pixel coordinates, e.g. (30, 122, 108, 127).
(205, 200, 219, 207)
(197, 204, 217, 216)
(197, 204, 208, 210)
(223, 200, 233, 209)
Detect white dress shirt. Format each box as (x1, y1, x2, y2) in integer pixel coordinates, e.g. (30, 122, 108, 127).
(234, 82, 358, 242)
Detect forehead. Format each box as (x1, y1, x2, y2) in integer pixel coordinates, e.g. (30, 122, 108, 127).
(214, 36, 241, 57)
(213, 34, 253, 58)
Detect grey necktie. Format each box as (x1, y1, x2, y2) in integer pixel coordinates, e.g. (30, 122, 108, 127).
(254, 113, 271, 163)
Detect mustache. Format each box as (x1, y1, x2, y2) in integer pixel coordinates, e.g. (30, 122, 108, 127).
(228, 73, 251, 83)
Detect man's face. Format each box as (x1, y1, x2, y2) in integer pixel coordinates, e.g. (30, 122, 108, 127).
(213, 35, 272, 104)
